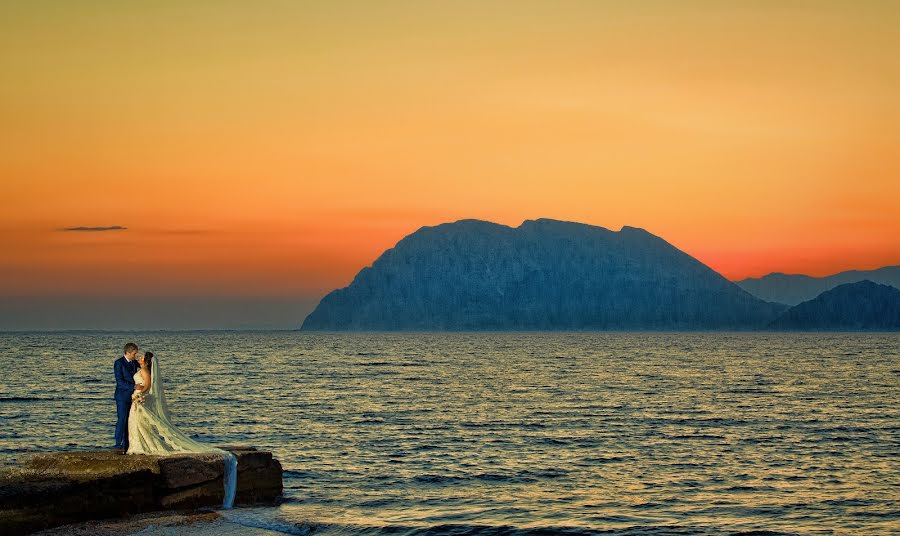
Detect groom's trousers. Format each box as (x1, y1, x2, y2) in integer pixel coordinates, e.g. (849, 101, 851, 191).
(114, 392, 132, 450)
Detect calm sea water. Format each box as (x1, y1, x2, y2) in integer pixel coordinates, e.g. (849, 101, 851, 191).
(0, 332, 898, 535)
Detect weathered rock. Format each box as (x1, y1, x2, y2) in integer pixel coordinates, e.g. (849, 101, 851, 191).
(0, 446, 282, 535)
(158, 453, 223, 489)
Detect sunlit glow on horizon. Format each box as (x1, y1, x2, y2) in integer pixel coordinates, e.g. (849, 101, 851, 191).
(1, 2, 898, 299)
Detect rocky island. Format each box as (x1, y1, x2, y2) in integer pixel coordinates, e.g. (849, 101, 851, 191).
(0, 447, 283, 535)
(301, 218, 787, 330)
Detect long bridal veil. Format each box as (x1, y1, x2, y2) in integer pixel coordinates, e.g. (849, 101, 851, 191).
(141, 354, 237, 509)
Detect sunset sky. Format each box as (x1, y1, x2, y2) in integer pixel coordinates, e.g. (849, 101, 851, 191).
(1, 1, 898, 328)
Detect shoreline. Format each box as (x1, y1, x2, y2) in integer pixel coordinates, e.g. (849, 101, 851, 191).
(0, 448, 283, 535)
(31, 510, 286, 536)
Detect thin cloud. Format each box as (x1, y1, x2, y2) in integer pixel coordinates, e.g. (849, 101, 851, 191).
(61, 226, 128, 232)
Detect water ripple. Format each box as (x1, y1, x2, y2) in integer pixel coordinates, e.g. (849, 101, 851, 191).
(0, 331, 898, 534)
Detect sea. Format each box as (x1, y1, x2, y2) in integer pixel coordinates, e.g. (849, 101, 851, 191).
(0, 331, 897, 535)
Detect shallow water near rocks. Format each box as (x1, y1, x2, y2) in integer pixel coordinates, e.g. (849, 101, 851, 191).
(1, 331, 898, 534)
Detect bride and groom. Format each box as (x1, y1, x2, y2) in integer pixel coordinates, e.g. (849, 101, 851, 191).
(113, 342, 237, 508)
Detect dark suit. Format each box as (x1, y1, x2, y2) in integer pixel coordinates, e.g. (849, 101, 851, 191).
(113, 356, 139, 450)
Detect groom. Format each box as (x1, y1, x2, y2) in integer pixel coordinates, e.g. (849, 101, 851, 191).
(113, 342, 140, 453)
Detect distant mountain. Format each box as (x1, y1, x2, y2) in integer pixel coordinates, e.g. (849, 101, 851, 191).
(735, 266, 900, 306)
(768, 280, 900, 330)
(301, 218, 786, 331)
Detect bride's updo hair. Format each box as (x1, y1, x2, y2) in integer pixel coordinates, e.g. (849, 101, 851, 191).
(143, 351, 154, 372)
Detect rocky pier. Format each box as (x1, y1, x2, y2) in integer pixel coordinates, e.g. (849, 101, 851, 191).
(0, 446, 283, 535)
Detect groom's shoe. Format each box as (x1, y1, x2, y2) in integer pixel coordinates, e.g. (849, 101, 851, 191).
(111, 448, 126, 455)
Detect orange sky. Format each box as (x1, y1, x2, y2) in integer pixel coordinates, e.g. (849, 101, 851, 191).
(2, 1, 899, 301)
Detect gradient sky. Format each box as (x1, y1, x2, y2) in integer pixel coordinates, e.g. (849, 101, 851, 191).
(1, 1, 898, 328)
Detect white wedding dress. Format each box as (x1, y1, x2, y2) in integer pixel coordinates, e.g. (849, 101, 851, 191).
(126, 356, 237, 509)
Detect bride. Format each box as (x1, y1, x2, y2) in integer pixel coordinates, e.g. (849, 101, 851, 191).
(126, 351, 237, 509)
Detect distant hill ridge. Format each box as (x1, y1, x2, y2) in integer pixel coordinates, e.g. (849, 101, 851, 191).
(769, 280, 900, 330)
(301, 218, 785, 331)
(736, 266, 900, 305)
